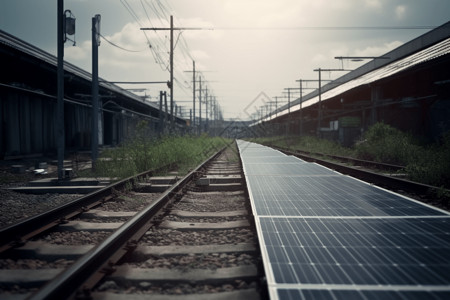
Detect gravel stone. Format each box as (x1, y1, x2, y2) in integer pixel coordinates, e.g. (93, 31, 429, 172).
(33, 230, 111, 245)
(0, 258, 74, 269)
(0, 189, 81, 228)
(142, 228, 256, 246)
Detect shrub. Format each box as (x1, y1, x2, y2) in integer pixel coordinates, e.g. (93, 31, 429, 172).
(355, 122, 422, 165)
(405, 132, 450, 187)
(92, 130, 229, 180)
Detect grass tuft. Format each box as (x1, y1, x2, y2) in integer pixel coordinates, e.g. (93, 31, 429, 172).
(86, 121, 230, 180)
(249, 123, 450, 188)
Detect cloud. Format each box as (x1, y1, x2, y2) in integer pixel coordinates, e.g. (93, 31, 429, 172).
(364, 0, 383, 10)
(190, 49, 210, 61)
(395, 5, 407, 20)
(312, 53, 328, 64)
(65, 40, 89, 61)
(353, 40, 403, 57)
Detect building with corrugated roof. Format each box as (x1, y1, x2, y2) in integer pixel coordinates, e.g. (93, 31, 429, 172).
(0, 30, 186, 158)
(254, 21, 450, 145)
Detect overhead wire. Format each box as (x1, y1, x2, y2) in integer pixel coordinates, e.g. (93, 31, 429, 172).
(99, 33, 147, 52)
(119, 0, 221, 116)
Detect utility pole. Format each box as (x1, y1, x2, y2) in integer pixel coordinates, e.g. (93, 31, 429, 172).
(91, 14, 101, 166)
(299, 80, 303, 136)
(192, 61, 196, 133)
(169, 15, 174, 131)
(284, 87, 302, 135)
(164, 92, 168, 125)
(205, 87, 208, 133)
(184, 64, 216, 135)
(141, 17, 209, 133)
(198, 76, 202, 135)
(159, 91, 165, 135)
(57, 0, 64, 180)
(284, 88, 301, 114)
(295, 79, 322, 136)
(273, 96, 280, 118)
(57, 1, 75, 179)
(313, 68, 350, 136)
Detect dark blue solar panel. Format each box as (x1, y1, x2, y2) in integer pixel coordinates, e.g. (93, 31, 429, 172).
(237, 141, 450, 299)
(277, 289, 450, 300)
(261, 217, 450, 286)
(239, 147, 285, 157)
(241, 155, 305, 164)
(247, 175, 445, 216)
(244, 162, 337, 176)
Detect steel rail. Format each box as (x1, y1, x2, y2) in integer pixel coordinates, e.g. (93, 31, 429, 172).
(277, 147, 449, 200)
(272, 145, 405, 172)
(28, 147, 225, 300)
(0, 163, 175, 253)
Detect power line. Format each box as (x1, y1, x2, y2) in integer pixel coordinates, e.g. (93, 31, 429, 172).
(99, 33, 147, 52)
(209, 25, 437, 31)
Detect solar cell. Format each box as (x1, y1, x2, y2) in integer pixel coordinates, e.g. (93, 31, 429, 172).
(260, 217, 450, 286)
(241, 155, 305, 164)
(237, 141, 285, 157)
(244, 162, 337, 176)
(246, 175, 445, 217)
(240, 149, 286, 158)
(276, 288, 450, 300)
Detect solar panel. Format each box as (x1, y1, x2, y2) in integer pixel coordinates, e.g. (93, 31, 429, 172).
(246, 175, 445, 217)
(237, 140, 450, 300)
(238, 141, 285, 157)
(276, 289, 450, 300)
(244, 163, 337, 176)
(261, 217, 450, 298)
(241, 155, 305, 164)
(240, 149, 286, 158)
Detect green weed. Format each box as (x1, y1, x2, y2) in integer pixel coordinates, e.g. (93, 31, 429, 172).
(249, 123, 450, 189)
(91, 122, 229, 180)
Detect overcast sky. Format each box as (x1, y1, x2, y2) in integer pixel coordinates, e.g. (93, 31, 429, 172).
(1, 0, 449, 120)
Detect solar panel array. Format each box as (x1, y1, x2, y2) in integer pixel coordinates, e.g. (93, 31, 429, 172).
(237, 140, 450, 300)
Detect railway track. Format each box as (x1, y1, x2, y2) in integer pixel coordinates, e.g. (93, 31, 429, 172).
(0, 143, 266, 300)
(276, 146, 405, 172)
(272, 146, 450, 208)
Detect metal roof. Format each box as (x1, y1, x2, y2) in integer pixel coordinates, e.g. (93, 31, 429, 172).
(269, 21, 450, 121)
(0, 29, 160, 111)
